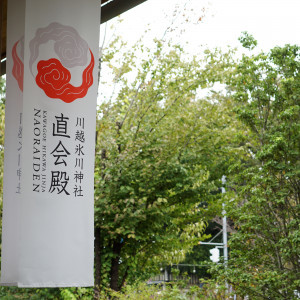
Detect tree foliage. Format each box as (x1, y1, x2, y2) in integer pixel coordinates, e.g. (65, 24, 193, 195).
(212, 35, 300, 299)
(94, 36, 241, 293)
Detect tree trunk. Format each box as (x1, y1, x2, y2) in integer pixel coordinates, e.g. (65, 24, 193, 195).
(119, 267, 129, 291)
(94, 227, 102, 299)
(110, 241, 122, 291)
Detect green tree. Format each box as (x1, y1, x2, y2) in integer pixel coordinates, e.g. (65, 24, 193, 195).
(213, 35, 300, 299)
(94, 36, 241, 294)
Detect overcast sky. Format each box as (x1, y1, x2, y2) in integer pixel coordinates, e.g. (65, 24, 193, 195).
(101, 0, 300, 53)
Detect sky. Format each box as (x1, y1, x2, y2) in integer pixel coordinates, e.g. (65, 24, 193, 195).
(98, 0, 299, 108)
(101, 0, 300, 54)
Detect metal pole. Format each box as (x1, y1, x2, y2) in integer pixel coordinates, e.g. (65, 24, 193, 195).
(222, 175, 229, 294)
(222, 202, 228, 264)
(199, 242, 224, 246)
(164, 267, 168, 282)
(221, 175, 228, 265)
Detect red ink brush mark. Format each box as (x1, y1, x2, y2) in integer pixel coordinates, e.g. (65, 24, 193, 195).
(12, 41, 24, 91)
(35, 49, 94, 103)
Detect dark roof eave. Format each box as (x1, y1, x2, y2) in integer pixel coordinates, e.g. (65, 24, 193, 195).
(101, 0, 147, 24)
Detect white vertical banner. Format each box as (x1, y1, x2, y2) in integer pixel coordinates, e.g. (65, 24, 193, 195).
(1, 0, 25, 286)
(1, 0, 100, 287)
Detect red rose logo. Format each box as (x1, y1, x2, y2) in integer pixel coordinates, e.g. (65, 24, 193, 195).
(35, 50, 94, 103)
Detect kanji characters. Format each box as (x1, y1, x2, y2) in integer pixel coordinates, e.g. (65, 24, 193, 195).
(53, 113, 70, 138)
(51, 141, 70, 166)
(49, 171, 70, 195)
